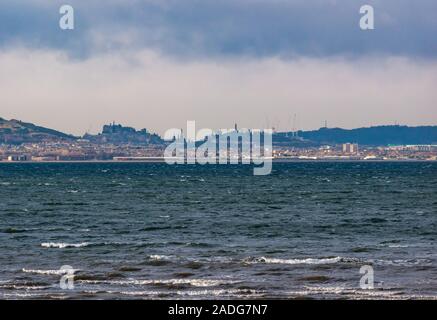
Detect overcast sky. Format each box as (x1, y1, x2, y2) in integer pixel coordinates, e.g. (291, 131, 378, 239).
(0, 0, 436, 135)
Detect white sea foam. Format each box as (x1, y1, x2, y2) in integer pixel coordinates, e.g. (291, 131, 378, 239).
(1, 293, 41, 298)
(118, 290, 162, 296)
(22, 268, 76, 275)
(285, 286, 437, 300)
(0, 284, 51, 290)
(246, 256, 343, 265)
(283, 286, 403, 299)
(41, 242, 89, 248)
(149, 254, 172, 260)
(371, 258, 432, 267)
(79, 278, 239, 287)
(115, 288, 261, 298)
(245, 256, 431, 267)
(175, 289, 261, 297)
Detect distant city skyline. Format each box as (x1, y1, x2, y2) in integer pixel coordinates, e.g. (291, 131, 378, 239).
(1, 1, 436, 136)
(2, 114, 437, 138)
(2, 111, 437, 138)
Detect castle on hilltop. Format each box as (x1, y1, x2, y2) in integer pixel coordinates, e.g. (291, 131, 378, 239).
(84, 122, 163, 145)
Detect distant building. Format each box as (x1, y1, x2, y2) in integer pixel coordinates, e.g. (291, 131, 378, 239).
(342, 143, 359, 154)
(387, 145, 437, 152)
(84, 123, 164, 145)
(7, 155, 28, 161)
(31, 156, 58, 162)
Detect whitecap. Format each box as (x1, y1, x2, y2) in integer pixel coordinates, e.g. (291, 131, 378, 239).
(1, 293, 42, 298)
(371, 258, 432, 267)
(118, 290, 162, 296)
(0, 284, 51, 290)
(149, 254, 172, 260)
(245, 256, 343, 265)
(22, 268, 74, 275)
(176, 289, 262, 297)
(115, 288, 262, 298)
(284, 286, 406, 299)
(79, 278, 239, 287)
(41, 242, 89, 249)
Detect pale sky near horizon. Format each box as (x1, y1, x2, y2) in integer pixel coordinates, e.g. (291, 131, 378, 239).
(0, 0, 436, 136)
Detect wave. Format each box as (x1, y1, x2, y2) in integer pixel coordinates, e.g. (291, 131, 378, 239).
(0, 284, 51, 290)
(41, 242, 177, 250)
(244, 256, 345, 265)
(1, 293, 41, 298)
(41, 242, 89, 248)
(117, 290, 162, 296)
(79, 278, 239, 287)
(22, 268, 78, 275)
(175, 289, 262, 297)
(149, 255, 172, 260)
(242, 256, 432, 267)
(283, 286, 404, 299)
(371, 258, 433, 267)
(284, 286, 437, 300)
(115, 289, 261, 297)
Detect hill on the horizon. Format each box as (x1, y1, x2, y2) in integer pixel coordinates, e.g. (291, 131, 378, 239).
(2, 117, 437, 146)
(84, 123, 164, 145)
(275, 125, 437, 146)
(0, 117, 76, 144)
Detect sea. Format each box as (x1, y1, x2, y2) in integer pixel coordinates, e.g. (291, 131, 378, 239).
(0, 161, 436, 299)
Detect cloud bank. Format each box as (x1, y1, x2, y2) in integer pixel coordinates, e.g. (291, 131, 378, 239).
(1, 49, 436, 135)
(0, 0, 436, 59)
(0, 1, 436, 133)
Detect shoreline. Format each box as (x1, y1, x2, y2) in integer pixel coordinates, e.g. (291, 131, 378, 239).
(0, 159, 436, 164)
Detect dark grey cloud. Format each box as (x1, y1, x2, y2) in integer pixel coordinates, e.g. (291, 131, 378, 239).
(0, 0, 436, 59)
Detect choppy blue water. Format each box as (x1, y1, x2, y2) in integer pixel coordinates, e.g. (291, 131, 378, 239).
(0, 162, 436, 299)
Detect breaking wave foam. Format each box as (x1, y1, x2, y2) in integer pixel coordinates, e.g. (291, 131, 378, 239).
(22, 268, 76, 275)
(41, 242, 89, 249)
(79, 278, 239, 287)
(245, 256, 345, 265)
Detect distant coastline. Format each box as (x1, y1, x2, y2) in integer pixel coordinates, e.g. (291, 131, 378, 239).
(1, 158, 436, 164)
(2, 117, 437, 162)
(2, 117, 437, 146)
